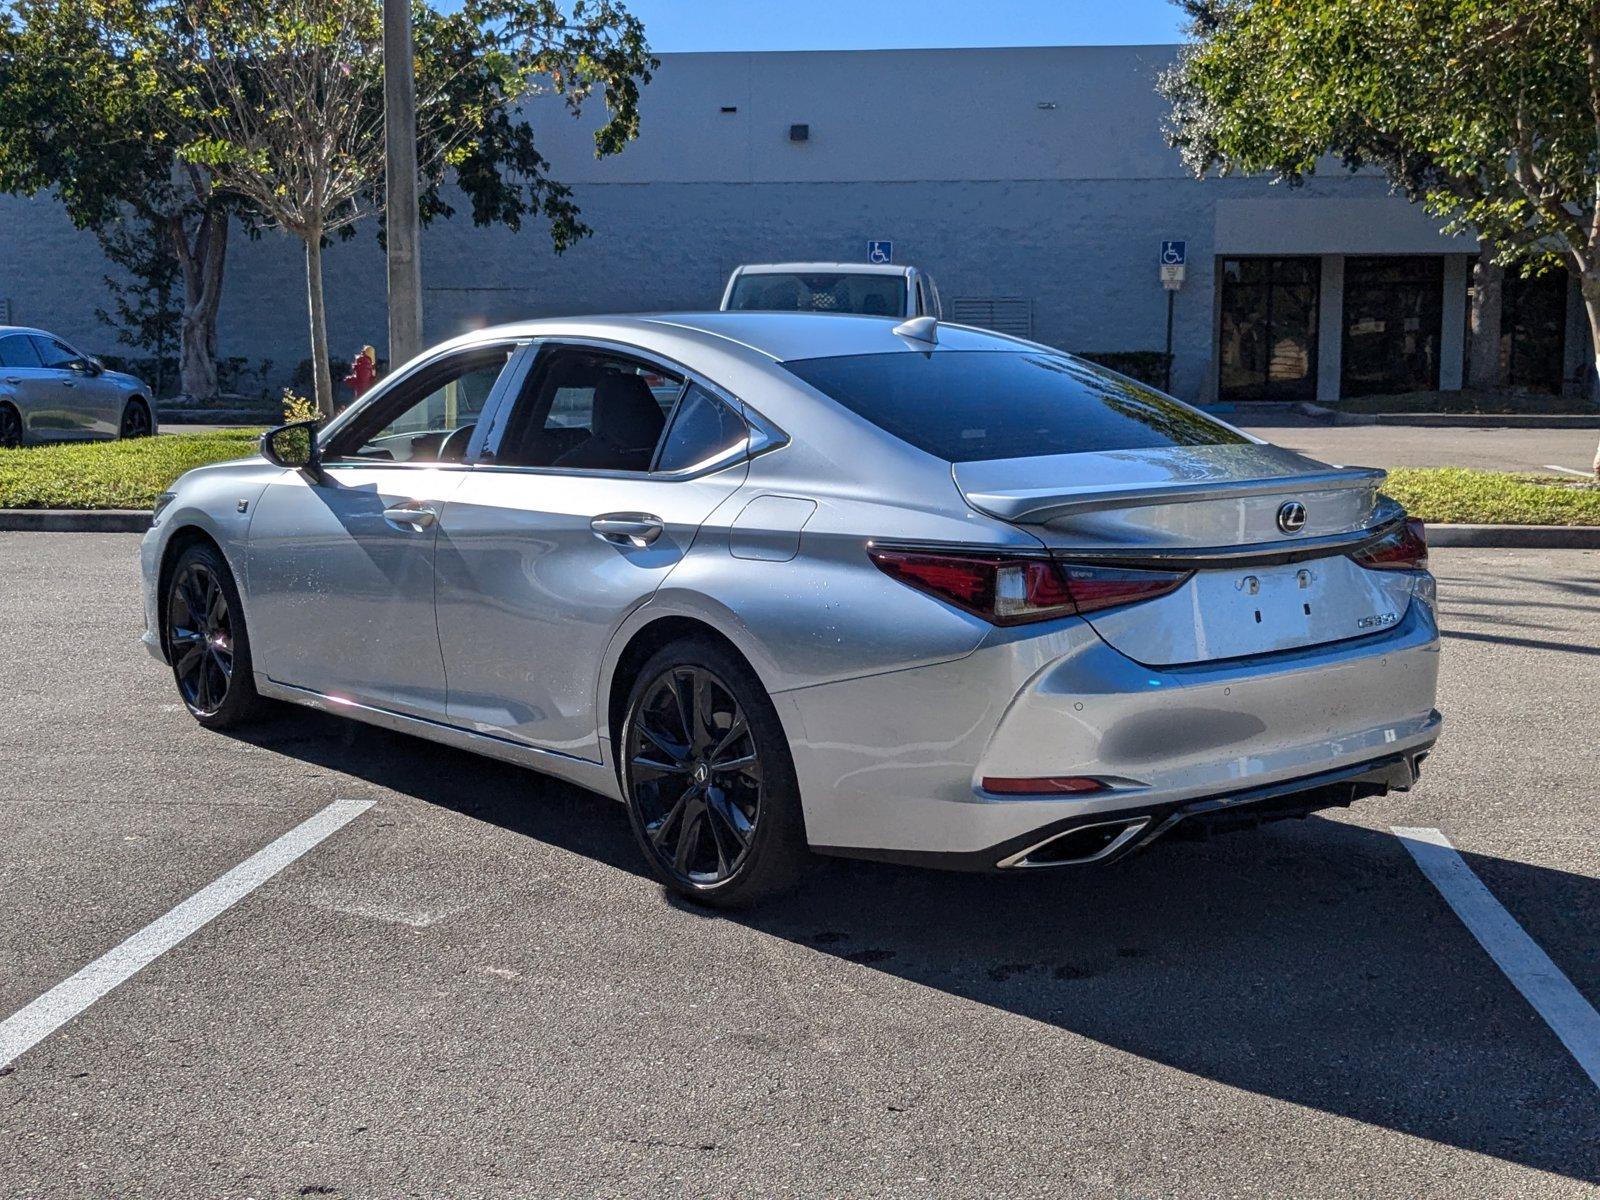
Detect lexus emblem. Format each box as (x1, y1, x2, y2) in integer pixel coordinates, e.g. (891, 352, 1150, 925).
(1277, 501, 1308, 535)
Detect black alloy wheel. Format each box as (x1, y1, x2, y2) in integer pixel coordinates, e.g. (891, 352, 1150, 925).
(163, 543, 267, 729)
(621, 638, 806, 906)
(168, 560, 235, 717)
(120, 400, 152, 439)
(628, 665, 761, 884)
(0, 405, 20, 448)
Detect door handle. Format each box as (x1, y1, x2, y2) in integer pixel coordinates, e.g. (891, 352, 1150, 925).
(382, 503, 437, 530)
(62, 380, 76, 388)
(3, 377, 19, 385)
(591, 513, 664, 548)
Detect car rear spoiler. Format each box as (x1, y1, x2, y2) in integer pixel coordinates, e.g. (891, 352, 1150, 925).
(961, 466, 1387, 525)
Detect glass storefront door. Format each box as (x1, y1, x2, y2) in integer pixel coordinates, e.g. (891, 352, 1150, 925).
(1341, 256, 1443, 396)
(1218, 257, 1320, 402)
(1502, 269, 1569, 394)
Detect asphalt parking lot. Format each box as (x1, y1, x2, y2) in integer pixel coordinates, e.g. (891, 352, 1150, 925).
(2, 533, 1598, 1198)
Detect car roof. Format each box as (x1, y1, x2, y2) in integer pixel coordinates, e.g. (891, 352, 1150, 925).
(730, 262, 912, 277)
(0, 326, 50, 338)
(451, 311, 1037, 364)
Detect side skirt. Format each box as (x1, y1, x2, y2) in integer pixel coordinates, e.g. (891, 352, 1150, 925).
(255, 676, 624, 802)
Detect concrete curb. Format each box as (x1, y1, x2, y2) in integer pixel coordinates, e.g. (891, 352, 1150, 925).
(1296, 402, 1600, 429)
(0, 509, 150, 533)
(1424, 524, 1600, 549)
(3, 509, 1597, 548)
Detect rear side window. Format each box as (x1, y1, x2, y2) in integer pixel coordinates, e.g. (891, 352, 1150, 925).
(655, 383, 748, 473)
(782, 351, 1246, 463)
(0, 335, 40, 368)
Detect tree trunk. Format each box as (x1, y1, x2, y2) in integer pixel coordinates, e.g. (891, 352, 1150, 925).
(1583, 267, 1600, 479)
(171, 208, 228, 405)
(1467, 247, 1505, 391)
(305, 232, 335, 420)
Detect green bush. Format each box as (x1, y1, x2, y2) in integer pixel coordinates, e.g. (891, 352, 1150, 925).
(1384, 469, 1600, 526)
(0, 429, 263, 510)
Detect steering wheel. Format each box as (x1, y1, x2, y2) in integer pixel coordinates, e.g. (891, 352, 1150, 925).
(437, 422, 476, 463)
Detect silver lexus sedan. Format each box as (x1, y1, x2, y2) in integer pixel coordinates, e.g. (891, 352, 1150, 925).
(139, 313, 1441, 906)
(0, 326, 156, 447)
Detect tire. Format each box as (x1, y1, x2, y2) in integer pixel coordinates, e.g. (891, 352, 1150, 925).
(0, 404, 20, 449)
(619, 636, 808, 907)
(119, 398, 152, 439)
(164, 541, 269, 730)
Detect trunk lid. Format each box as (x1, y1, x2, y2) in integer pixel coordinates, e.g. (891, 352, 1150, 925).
(954, 444, 1418, 666)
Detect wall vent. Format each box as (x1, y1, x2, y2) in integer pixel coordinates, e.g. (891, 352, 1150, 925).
(949, 297, 1033, 337)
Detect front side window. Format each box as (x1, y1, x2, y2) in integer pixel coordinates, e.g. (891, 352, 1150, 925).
(783, 351, 1246, 463)
(726, 272, 907, 318)
(655, 383, 748, 473)
(325, 346, 515, 464)
(498, 348, 683, 471)
(0, 335, 41, 369)
(31, 336, 83, 370)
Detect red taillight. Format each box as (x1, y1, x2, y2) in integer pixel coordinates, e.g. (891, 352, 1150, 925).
(868, 548, 1189, 625)
(1351, 518, 1428, 572)
(982, 776, 1107, 795)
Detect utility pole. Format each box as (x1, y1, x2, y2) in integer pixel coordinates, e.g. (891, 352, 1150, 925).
(383, 0, 423, 370)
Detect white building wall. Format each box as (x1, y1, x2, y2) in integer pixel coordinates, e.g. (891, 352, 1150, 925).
(0, 45, 1508, 402)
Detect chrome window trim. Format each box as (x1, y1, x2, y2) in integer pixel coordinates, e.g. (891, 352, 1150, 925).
(474, 335, 790, 484)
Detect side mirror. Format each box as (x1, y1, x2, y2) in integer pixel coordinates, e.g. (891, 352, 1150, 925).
(86, 356, 105, 377)
(260, 419, 322, 474)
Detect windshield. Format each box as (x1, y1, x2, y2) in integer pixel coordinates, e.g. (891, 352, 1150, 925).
(726, 272, 907, 317)
(782, 351, 1248, 463)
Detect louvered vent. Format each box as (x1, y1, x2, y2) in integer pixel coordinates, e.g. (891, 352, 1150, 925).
(949, 297, 1033, 337)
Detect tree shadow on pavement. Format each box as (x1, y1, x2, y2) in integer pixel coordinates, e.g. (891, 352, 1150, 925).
(230, 707, 1600, 1185)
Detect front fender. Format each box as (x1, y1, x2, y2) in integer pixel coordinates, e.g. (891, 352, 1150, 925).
(140, 459, 283, 657)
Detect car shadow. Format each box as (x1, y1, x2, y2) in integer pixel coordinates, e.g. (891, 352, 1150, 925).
(228, 707, 1600, 1184)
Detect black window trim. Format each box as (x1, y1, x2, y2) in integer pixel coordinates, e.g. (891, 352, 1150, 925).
(314, 338, 531, 470)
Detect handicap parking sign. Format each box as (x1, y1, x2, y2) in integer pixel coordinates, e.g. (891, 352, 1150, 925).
(1160, 240, 1187, 266)
(867, 240, 893, 264)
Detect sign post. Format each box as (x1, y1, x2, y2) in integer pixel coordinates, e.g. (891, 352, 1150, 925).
(1159, 240, 1186, 393)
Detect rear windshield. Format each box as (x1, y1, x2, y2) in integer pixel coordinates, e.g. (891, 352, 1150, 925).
(782, 351, 1247, 462)
(727, 272, 906, 317)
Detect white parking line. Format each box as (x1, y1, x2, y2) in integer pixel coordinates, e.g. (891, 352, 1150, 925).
(1394, 826, 1600, 1090)
(0, 797, 372, 1069)
(1543, 464, 1593, 478)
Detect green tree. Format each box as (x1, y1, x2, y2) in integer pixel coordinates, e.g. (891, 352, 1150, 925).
(0, 0, 653, 415)
(94, 209, 184, 400)
(1163, 0, 1600, 475)
(0, 0, 232, 402)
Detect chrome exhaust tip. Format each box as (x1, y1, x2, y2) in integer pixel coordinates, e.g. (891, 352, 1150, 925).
(997, 816, 1152, 869)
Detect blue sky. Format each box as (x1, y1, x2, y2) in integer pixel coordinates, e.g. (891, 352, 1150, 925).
(443, 1, 1186, 52)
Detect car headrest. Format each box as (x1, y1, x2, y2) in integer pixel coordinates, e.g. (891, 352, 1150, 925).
(592, 372, 665, 451)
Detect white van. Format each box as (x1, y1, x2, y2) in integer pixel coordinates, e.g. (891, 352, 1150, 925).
(720, 262, 942, 320)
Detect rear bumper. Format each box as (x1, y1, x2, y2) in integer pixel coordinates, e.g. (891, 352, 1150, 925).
(780, 596, 1441, 862)
(820, 746, 1432, 872)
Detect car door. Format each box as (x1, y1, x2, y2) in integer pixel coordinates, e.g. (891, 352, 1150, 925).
(31, 334, 119, 436)
(8, 334, 86, 439)
(244, 340, 524, 719)
(0, 334, 50, 441)
(434, 343, 755, 759)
